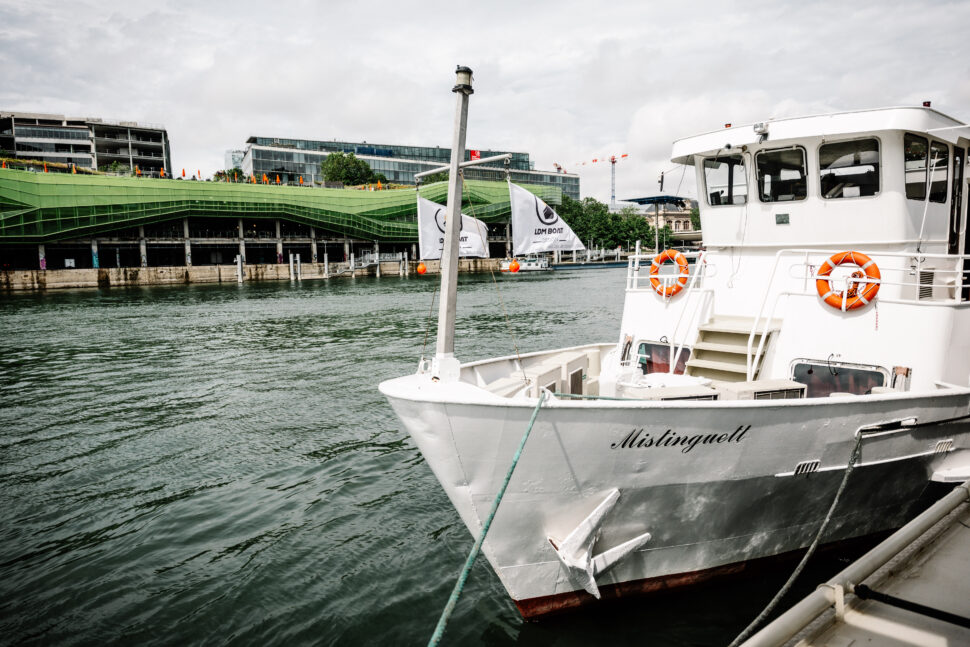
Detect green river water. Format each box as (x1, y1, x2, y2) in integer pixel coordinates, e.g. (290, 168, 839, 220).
(0, 270, 858, 646)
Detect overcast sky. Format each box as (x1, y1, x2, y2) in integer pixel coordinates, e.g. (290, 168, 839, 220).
(2, 0, 969, 203)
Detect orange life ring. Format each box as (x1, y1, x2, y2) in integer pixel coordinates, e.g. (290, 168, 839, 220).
(649, 249, 690, 297)
(815, 251, 881, 311)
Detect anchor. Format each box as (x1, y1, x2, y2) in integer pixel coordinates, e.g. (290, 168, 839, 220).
(547, 488, 652, 598)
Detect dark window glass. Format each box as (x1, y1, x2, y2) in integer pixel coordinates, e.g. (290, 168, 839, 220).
(704, 154, 747, 206)
(756, 147, 807, 202)
(791, 362, 885, 397)
(819, 138, 880, 199)
(929, 141, 949, 203)
(904, 134, 928, 200)
(636, 342, 690, 375)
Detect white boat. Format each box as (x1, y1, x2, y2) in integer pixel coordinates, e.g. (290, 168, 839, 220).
(380, 101, 970, 618)
(500, 256, 550, 272)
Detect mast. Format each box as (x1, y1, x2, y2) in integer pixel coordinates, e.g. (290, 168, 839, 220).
(432, 66, 473, 381)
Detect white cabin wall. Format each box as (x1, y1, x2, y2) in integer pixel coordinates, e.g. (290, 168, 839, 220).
(765, 295, 968, 392)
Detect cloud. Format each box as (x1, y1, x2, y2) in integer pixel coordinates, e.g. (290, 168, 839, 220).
(1, 0, 968, 202)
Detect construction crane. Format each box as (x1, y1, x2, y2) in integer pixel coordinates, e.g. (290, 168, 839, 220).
(575, 153, 629, 209)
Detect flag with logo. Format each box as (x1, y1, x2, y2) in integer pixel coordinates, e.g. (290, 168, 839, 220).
(416, 196, 489, 260)
(509, 182, 585, 255)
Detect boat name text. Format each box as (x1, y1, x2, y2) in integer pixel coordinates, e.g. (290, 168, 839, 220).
(611, 425, 751, 453)
(533, 227, 565, 236)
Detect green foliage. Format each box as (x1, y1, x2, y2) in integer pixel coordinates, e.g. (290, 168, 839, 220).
(421, 171, 449, 184)
(556, 195, 655, 249)
(690, 206, 701, 231)
(320, 152, 383, 185)
(213, 167, 244, 182)
(102, 160, 131, 175)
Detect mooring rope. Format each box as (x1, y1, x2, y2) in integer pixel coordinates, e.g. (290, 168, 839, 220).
(420, 286, 438, 361)
(428, 391, 547, 647)
(727, 432, 865, 647)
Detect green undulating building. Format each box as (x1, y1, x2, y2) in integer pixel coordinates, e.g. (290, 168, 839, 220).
(0, 169, 560, 271)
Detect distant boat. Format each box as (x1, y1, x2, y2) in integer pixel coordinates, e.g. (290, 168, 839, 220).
(499, 256, 550, 272)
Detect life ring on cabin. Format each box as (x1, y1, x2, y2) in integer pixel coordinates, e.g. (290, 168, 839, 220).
(649, 249, 690, 297)
(815, 251, 881, 311)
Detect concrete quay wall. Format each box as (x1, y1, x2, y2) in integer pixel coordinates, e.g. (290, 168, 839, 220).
(0, 258, 503, 292)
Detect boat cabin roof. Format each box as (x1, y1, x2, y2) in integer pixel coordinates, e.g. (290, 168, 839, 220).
(670, 106, 968, 165)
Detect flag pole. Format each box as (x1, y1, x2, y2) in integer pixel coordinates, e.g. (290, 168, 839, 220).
(432, 66, 473, 381)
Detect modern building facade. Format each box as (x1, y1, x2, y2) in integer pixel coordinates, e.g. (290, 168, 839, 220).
(224, 149, 245, 170)
(0, 112, 172, 176)
(240, 136, 581, 199)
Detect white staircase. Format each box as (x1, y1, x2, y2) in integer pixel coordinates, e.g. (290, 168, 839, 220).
(686, 316, 779, 382)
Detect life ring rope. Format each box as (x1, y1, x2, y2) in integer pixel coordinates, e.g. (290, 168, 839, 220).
(815, 251, 881, 311)
(649, 249, 690, 298)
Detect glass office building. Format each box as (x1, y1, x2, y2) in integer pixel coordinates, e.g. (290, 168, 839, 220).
(240, 137, 580, 199)
(0, 112, 171, 175)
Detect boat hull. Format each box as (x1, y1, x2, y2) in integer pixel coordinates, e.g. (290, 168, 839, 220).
(380, 373, 970, 616)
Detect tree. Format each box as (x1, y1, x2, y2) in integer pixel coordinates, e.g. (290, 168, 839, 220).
(557, 195, 655, 250)
(421, 171, 449, 184)
(320, 152, 383, 185)
(690, 206, 701, 231)
(213, 167, 243, 182)
(104, 160, 130, 175)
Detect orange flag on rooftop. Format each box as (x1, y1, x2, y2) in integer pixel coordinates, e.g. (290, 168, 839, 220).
(377, 180, 382, 189)
(44, 162, 48, 173)
(262, 173, 268, 184)
(182, 168, 186, 178)
(135, 166, 141, 176)
(299, 175, 303, 185)
(197, 170, 201, 179)
(1, 161, 6, 168)
(72, 164, 77, 174)
(276, 174, 280, 184)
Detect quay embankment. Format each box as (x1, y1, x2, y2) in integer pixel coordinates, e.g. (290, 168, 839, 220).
(0, 258, 500, 292)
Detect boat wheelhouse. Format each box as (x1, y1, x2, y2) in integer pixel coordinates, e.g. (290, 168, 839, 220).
(380, 105, 970, 618)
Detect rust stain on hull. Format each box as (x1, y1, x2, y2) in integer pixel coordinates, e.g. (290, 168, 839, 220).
(514, 532, 894, 619)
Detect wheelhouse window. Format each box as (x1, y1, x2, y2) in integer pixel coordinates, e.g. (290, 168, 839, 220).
(928, 141, 949, 203)
(756, 147, 807, 202)
(704, 154, 747, 206)
(791, 360, 886, 398)
(819, 138, 880, 199)
(904, 134, 928, 200)
(636, 342, 690, 375)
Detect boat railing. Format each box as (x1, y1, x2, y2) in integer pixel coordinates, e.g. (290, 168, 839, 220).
(746, 249, 970, 380)
(625, 249, 712, 292)
(626, 250, 714, 374)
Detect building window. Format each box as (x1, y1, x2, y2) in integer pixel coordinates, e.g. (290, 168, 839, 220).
(904, 133, 928, 200)
(704, 154, 747, 206)
(929, 141, 949, 203)
(756, 147, 807, 202)
(819, 138, 880, 199)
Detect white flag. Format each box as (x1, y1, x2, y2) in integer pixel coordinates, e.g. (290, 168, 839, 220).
(509, 182, 585, 256)
(417, 196, 490, 260)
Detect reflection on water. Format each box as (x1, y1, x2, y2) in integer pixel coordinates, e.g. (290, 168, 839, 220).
(0, 271, 851, 646)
